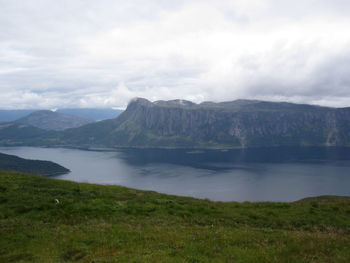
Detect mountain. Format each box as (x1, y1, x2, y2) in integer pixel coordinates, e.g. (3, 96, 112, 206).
(0, 108, 123, 123)
(16, 110, 95, 131)
(1, 98, 350, 148)
(0, 110, 36, 123)
(57, 108, 123, 121)
(0, 110, 94, 145)
(56, 98, 350, 148)
(0, 122, 52, 146)
(0, 152, 69, 176)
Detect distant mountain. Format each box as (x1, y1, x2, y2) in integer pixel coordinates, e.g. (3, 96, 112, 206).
(1, 98, 350, 148)
(57, 108, 123, 121)
(0, 122, 51, 146)
(16, 110, 95, 131)
(0, 108, 123, 123)
(0, 110, 36, 123)
(0, 152, 69, 176)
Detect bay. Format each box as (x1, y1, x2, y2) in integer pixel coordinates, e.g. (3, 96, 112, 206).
(1, 146, 350, 202)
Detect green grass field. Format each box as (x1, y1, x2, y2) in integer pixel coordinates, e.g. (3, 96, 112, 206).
(0, 170, 349, 262)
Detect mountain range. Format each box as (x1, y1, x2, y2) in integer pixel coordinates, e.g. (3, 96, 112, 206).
(56, 108, 123, 121)
(0, 108, 123, 123)
(1, 98, 350, 148)
(16, 110, 95, 131)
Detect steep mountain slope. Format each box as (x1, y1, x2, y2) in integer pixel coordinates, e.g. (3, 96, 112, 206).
(16, 110, 94, 131)
(57, 98, 350, 148)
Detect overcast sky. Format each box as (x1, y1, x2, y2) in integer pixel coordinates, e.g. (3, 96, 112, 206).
(1, 0, 350, 109)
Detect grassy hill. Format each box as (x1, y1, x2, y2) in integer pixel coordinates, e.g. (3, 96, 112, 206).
(0, 171, 349, 262)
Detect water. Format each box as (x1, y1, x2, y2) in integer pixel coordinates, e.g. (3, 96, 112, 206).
(1, 146, 350, 202)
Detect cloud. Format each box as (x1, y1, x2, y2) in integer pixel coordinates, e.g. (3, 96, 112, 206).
(1, 0, 350, 109)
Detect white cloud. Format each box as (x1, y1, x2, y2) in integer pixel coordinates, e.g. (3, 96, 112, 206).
(1, 0, 350, 109)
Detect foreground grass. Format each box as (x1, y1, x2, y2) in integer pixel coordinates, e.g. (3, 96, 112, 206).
(0, 171, 349, 262)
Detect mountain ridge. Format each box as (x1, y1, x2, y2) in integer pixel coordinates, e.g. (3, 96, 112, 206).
(56, 98, 350, 148)
(0, 108, 123, 123)
(16, 110, 94, 131)
(1, 98, 350, 149)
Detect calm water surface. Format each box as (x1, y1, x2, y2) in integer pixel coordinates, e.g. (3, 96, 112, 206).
(1, 146, 350, 202)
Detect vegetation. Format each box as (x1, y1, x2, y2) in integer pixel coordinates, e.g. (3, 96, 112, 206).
(0, 153, 69, 176)
(0, 171, 349, 262)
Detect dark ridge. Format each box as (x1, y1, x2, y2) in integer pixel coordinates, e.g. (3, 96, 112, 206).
(0, 152, 69, 176)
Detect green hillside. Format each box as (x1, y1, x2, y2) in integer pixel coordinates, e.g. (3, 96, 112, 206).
(0, 171, 349, 262)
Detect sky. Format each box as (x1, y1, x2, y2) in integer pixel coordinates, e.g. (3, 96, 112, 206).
(1, 0, 350, 109)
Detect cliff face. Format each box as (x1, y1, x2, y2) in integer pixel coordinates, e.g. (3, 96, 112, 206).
(105, 98, 350, 148)
(5, 98, 349, 149)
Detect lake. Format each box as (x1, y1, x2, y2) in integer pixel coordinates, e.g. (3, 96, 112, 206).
(1, 146, 350, 202)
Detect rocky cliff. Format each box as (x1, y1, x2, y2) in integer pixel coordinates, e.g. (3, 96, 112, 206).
(2, 98, 350, 148)
(58, 98, 350, 148)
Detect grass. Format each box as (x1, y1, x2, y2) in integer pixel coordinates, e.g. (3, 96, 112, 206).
(0, 170, 349, 262)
